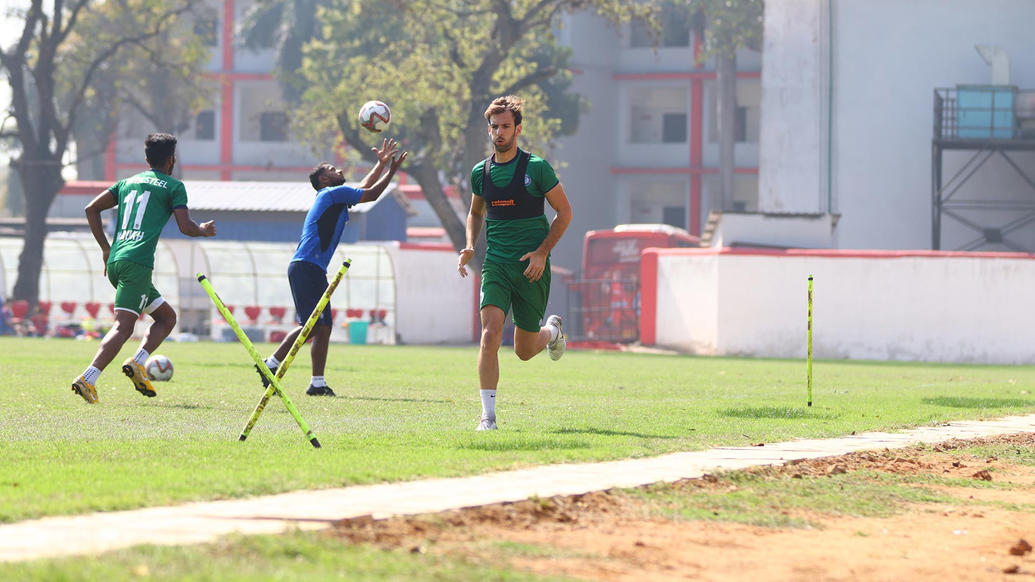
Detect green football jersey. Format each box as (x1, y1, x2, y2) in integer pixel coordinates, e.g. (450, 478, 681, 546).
(106, 170, 188, 269)
(470, 150, 559, 264)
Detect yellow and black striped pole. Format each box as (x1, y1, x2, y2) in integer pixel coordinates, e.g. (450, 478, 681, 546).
(238, 259, 351, 442)
(199, 264, 345, 449)
(807, 274, 814, 407)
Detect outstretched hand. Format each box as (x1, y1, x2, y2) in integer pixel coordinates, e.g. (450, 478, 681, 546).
(372, 138, 399, 165)
(389, 150, 408, 171)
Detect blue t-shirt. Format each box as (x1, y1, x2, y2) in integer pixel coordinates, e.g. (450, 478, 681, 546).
(292, 184, 364, 270)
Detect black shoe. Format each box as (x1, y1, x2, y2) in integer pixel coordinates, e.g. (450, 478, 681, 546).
(255, 363, 278, 388)
(306, 384, 336, 397)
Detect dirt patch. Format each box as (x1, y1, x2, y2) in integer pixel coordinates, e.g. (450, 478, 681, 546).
(330, 433, 1035, 580)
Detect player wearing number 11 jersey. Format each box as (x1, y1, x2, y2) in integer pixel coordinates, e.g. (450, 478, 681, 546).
(71, 133, 216, 404)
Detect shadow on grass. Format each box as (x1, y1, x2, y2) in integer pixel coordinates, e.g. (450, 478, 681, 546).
(152, 402, 215, 410)
(344, 395, 454, 405)
(922, 396, 1035, 409)
(721, 406, 841, 420)
(459, 438, 592, 451)
(551, 427, 681, 440)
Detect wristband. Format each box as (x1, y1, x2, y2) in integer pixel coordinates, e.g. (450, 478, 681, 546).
(460, 248, 475, 253)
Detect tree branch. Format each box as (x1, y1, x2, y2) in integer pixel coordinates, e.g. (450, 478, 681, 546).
(62, 2, 195, 141)
(502, 66, 560, 97)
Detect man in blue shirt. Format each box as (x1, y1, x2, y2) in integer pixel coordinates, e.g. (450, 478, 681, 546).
(257, 138, 407, 396)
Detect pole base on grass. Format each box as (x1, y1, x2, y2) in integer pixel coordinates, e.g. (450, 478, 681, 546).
(808, 401, 812, 407)
(310, 438, 321, 448)
(239, 435, 247, 441)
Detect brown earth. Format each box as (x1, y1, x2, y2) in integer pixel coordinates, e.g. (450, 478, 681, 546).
(328, 433, 1035, 581)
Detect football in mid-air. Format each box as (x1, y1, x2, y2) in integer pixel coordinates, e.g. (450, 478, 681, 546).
(145, 354, 174, 382)
(358, 100, 391, 133)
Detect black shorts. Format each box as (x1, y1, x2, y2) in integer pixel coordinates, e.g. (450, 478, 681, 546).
(288, 261, 332, 327)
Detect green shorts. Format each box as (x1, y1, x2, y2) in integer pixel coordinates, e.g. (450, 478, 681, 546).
(480, 259, 551, 332)
(107, 260, 163, 315)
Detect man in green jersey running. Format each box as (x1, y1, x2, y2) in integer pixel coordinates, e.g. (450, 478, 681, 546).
(457, 95, 573, 431)
(72, 133, 216, 404)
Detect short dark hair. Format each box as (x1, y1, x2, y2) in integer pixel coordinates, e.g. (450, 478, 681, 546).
(144, 133, 177, 167)
(484, 95, 523, 127)
(309, 162, 334, 190)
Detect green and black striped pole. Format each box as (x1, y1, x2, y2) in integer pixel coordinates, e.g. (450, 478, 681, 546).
(238, 259, 351, 442)
(807, 274, 814, 407)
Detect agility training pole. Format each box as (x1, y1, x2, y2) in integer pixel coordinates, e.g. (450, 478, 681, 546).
(807, 274, 814, 407)
(238, 259, 351, 443)
(199, 264, 343, 449)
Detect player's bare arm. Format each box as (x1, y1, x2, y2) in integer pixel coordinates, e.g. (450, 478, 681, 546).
(173, 208, 217, 237)
(357, 138, 400, 189)
(358, 150, 407, 203)
(458, 195, 487, 278)
(85, 190, 117, 272)
(520, 182, 572, 282)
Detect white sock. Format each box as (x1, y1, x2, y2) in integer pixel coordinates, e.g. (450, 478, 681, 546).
(547, 323, 559, 343)
(83, 366, 101, 385)
(311, 376, 327, 387)
(480, 389, 497, 420)
(266, 355, 281, 369)
(133, 349, 149, 365)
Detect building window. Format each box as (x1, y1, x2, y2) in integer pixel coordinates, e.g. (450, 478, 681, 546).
(259, 111, 289, 142)
(626, 180, 688, 226)
(193, 110, 215, 141)
(662, 113, 688, 143)
(629, 86, 688, 144)
(707, 78, 761, 144)
(628, 2, 692, 48)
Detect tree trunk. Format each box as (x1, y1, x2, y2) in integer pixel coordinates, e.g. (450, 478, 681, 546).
(408, 161, 482, 260)
(716, 49, 737, 213)
(11, 157, 64, 307)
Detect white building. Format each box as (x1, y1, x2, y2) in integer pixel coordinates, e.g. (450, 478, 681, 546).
(756, 0, 1035, 252)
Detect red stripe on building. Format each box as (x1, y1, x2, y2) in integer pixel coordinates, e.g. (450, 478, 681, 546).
(690, 79, 703, 236)
(646, 247, 1035, 260)
(219, 81, 234, 180)
(612, 71, 761, 81)
(104, 132, 117, 181)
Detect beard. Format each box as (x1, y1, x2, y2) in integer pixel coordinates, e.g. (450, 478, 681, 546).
(493, 136, 516, 153)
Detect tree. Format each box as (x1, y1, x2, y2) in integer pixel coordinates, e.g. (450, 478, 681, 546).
(68, 1, 213, 180)
(0, 0, 198, 306)
(689, 0, 763, 212)
(291, 0, 655, 262)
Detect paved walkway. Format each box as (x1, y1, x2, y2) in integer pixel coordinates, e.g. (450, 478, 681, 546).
(3, 414, 1034, 562)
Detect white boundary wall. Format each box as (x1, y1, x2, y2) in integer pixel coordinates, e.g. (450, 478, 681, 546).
(385, 244, 476, 345)
(650, 249, 1035, 364)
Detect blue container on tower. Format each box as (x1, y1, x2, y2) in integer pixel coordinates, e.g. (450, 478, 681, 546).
(956, 85, 1016, 139)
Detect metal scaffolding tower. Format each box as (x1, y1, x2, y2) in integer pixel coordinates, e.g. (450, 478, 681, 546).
(932, 86, 1035, 251)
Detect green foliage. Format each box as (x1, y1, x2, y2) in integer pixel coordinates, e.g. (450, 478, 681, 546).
(294, 0, 655, 186)
(65, 0, 213, 171)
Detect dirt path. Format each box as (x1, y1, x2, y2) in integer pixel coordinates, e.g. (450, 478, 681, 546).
(329, 433, 1035, 581)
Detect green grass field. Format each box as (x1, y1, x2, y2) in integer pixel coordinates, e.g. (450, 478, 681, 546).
(2, 336, 1035, 525)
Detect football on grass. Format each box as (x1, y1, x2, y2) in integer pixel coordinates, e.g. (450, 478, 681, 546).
(358, 100, 391, 133)
(145, 354, 174, 382)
